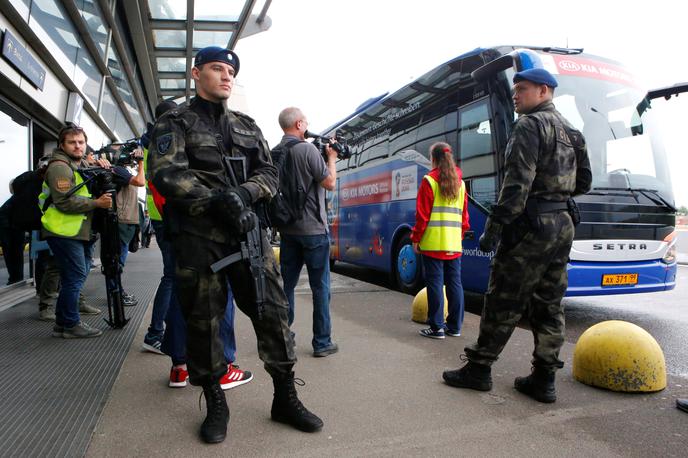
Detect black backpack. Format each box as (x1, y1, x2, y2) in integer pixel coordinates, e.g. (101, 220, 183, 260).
(9, 170, 44, 231)
(267, 140, 310, 228)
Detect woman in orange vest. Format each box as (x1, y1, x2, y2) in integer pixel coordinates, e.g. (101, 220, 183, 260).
(411, 142, 470, 339)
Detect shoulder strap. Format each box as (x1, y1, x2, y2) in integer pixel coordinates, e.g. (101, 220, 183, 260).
(560, 123, 585, 150)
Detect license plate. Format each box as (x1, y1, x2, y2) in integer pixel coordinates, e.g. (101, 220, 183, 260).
(601, 273, 638, 286)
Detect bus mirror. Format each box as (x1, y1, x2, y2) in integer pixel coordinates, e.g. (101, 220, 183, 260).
(471, 55, 514, 82)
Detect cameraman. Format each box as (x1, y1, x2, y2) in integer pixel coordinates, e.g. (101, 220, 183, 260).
(41, 126, 112, 339)
(276, 107, 338, 357)
(112, 145, 145, 306)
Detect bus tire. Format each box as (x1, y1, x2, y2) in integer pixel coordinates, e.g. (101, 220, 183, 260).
(393, 233, 423, 294)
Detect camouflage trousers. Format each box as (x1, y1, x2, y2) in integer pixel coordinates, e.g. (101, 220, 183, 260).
(172, 231, 295, 386)
(465, 211, 574, 371)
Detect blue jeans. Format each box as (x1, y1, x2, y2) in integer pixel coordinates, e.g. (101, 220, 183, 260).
(280, 233, 333, 351)
(162, 283, 237, 366)
(46, 237, 90, 327)
(148, 220, 173, 336)
(422, 255, 464, 333)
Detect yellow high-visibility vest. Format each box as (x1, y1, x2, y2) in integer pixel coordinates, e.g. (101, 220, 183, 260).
(143, 147, 162, 221)
(418, 175, 465, 253)
(39, 171, 90, 237)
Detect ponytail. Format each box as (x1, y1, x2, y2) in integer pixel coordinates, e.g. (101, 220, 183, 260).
(429, 142, 459, 201)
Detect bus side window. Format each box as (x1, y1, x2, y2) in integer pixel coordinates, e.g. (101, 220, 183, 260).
(415, 98, 458, 157)
(457, 98, 498, 208)
(358, 138, 389, 167)
(458, 99, 493, 160)
(335, 158, 349, 172)
(389, 113, 421, 156)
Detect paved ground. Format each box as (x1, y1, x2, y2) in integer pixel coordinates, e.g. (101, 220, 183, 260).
(88, 251, 688, 457)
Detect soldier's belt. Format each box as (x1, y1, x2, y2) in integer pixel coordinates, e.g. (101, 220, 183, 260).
(526, 198, 568, 214)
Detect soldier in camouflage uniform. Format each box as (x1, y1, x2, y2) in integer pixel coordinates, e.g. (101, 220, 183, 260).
(148, 46, 322, 444)
(443, 68, 592, 403)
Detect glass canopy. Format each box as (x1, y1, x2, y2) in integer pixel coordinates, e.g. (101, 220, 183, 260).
(141, 0, 272, 102)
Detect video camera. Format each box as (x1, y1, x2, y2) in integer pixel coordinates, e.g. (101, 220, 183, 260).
(305, 130, 352, 161)
(77, 167, 118, 198)
(94, 140, 141, 167)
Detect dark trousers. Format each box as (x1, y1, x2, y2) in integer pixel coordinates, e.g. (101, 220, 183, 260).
(172, 231, 295, 386)
(157, 222, 238, 366)
(465, 212, 574, 371)
(1, 226, 26, 284)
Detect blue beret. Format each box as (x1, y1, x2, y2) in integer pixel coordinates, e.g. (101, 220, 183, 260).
(513, 68, 558, 88)
(194, 46, 240, 75)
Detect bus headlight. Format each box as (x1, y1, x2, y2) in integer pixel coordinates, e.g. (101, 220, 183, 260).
(662, 231, 677, 264)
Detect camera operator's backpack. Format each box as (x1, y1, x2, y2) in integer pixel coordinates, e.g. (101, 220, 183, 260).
(268, 139, 310, 228)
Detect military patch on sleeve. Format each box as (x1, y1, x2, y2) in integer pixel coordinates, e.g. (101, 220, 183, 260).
(156, 133, 173, 155)
(56, 178, 71, 192)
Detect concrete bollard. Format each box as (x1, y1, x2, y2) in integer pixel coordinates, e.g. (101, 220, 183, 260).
(411, 287, 449, 324)
(573, 320, 666, 392)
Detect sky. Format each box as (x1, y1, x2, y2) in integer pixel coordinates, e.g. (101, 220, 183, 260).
(234, 0, 688, 207)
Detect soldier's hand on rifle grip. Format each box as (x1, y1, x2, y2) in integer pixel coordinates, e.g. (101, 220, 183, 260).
(219, 186, 251, 218)
(94, 193, 112, 209)
(479, 219, 501, 252)
(478, 232, 498, 252)
(231, 209, 256, 234)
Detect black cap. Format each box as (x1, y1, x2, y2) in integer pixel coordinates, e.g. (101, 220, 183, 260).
(194, 46, 240, 75)
(155, 100, 177, 118)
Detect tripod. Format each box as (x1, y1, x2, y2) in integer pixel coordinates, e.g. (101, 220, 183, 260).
(67, 169, 129, 328)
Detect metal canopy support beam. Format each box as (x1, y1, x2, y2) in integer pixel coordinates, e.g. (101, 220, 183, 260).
(122, 0, 160, 117)
(228, 0, 256, 49)
(150, 19, 239, 32)
(184, 0, 194, 102)
(157, 71, 186, 79)
(98, 0, 150, 133)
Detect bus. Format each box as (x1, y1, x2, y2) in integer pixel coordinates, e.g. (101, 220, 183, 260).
(321, 46, 680, 296)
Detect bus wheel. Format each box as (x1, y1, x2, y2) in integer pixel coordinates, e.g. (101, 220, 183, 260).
(394, 233, 423, 294)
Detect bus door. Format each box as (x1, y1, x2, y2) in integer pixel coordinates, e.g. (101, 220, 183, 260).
(456, 96, 500, 293)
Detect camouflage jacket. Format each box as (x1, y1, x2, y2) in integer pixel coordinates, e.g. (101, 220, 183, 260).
(147, 96, 277, 243)
(488, 100, 592, 228)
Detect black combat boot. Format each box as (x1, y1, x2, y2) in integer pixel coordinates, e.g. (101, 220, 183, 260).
(514, 367, 557, 403)
(442, 361, 492, 391)
(271, 372, 323, 432)
(200, 383, 230, 443)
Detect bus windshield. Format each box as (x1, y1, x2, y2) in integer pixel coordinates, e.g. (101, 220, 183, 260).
(508, 65, 674, 205)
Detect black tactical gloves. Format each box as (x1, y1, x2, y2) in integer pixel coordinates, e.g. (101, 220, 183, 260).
(215, 186, 256, 234)
(217, 186, 251, 218)
(231, 209, 256, 234)
(479, 219, 502, 253)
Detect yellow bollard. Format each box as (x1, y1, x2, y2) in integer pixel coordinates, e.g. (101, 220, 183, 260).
(272, 246, 280, 264)
(573, 320, 666, 392)
(411, 287, 449, 324)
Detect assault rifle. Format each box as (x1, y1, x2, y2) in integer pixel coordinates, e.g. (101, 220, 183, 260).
(209, 155, 267, 319)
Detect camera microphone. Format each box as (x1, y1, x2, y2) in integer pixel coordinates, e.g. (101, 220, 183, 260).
(304, 130, 329, 141)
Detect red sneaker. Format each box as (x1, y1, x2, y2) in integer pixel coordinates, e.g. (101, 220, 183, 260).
(220, 364, 253, 390)
(169, 366, 189, 388)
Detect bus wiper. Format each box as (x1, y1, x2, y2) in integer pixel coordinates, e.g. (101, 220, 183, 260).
(633, 188, 677, 212)
(590, 107, 617, 139)
(591, 187, 676, 211)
